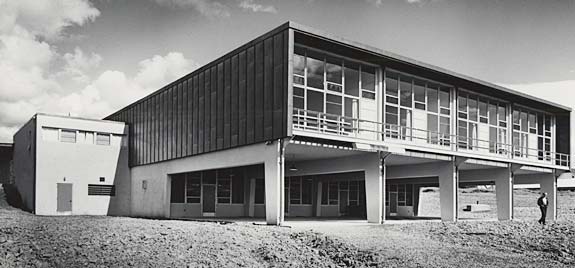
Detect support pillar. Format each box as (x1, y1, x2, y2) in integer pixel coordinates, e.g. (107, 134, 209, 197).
(264, 139, 285, 225)
(364, 153, 383, 224)
(494, 168, 513, 220)
(438, 162, 457, 222)
(315, 181, 322, 217)
(248, 178, 256, 217)
(540, 173, 557, 222)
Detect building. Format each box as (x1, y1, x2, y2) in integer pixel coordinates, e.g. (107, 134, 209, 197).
(13, 22, 572, 225)
(13, 114, 130, 215)
(0, 143, 13, 184)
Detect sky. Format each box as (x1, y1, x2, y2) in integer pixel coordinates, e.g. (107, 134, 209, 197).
(0, 0, 574, 143)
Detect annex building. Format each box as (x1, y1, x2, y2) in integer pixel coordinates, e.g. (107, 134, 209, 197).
(13, 22, 573, 225)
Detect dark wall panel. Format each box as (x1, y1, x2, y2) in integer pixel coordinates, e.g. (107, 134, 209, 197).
(105, 29, 289, 166)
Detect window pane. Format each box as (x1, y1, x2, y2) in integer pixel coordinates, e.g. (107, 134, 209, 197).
(386, 72, 398, 97)
(414, 79, 425, 103)
(498, 105, 506, 122)
(400, 108, 411, 127)
(361, 66, 375, 91)
(321, 181, 328, 205)
(326, 57, 342, 84)
(306, 51, 324, 89)
(344, 98, 358, 118)
(489, 104, 497, 126)
(468, 98, 478, 122)
(479, 98, 488, 117)
(344, 63, 360, 97)
(329, 182, 338, 205)
(520, 111, 528, 132)
(186, 173, 201, 199)
(170, 174, 185, 203)
(302, 177, 313, 205)
(42, 127, 59, 141)
(217, 176, 231, 204)
(400, 76, 412, 108)
(458, 93, 467, 112)
(307, 90, 324, 112)
(439, 88, 450, 108)
(537, 114, 544, 134)
(293, 53, 305, 76)
(427, 85, 438, 113)
(290, 177, 301, 204)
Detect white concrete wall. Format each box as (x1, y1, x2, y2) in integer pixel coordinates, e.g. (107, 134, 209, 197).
(13, 118, 36, 212)
(34, 114, 130, 216)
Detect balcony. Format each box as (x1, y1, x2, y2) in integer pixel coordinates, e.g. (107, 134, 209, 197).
(292, 108, 570, 168)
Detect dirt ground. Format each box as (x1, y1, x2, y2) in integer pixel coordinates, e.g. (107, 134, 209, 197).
(1, 185, 575, 267)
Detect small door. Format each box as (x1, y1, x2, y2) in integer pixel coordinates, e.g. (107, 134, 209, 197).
(202, 185, 216, 216)
(339, 191, 348, 216)
(389, 192, 398, 214)
(57, 183, 73, 212)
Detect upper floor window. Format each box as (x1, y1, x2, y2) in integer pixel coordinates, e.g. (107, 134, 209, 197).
(96, 133, 111, 146)
(60, 130, 76, 143)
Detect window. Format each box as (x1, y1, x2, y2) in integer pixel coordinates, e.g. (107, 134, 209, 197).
(306, 51, 324, 89)
(88, 184, 115, 196)
(344, 63, 360, 97)
(170, 174, 185, 203)
(361, 66, 376, 100)
(99, 177, 105, 182)
(294, 87, 305, 110)
(326, 56, 342, 92)
(328, 182, 338, 205)
(60, 130, 76, 143)
(186, 173, 201, 203)
(307, 90, 324, 112)
(231, 173, 244, 204)
(217, 177, 231, 204)
(96, 133, 110, 145)
(289, 177, 301, 204)
(427, 84, 438, 113)
(399, 76, 412, 107)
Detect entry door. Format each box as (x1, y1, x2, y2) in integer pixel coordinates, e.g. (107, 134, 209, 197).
(57, 183, 73, 212)
(389, 192, 398, 214)
(202, 185, 216, 216)
(339, 191, 348, 216)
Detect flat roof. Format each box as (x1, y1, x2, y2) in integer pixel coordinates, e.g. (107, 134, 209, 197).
(36, 113, 126, 125)
(286, 21, 571, 112)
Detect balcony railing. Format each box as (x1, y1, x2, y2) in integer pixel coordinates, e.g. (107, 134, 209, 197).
(292, 108, 571, 167)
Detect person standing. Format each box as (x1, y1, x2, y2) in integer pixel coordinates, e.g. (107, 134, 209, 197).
(537, 192, 548, 225)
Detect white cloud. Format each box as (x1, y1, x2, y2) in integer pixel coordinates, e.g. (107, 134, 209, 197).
(153, 0, 230, 17)
(0, 0, 198, 142)
(0, 0, 100, 40)
(238, 0, 277, 13)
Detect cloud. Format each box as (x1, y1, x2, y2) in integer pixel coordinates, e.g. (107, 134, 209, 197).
(367, 0, 434, 6)
(0, 0, 100, 40)
(152, 0, 230, 17)
(0, 0, 198, 142)
(238, 0, 277, 13)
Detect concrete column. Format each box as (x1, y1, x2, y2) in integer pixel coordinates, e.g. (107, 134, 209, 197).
(248, 178, 256, 217)
(264, 140, 285, 225)
(438, 162, 457, 222)
(364, 153, 383, 224)
(315, 181, 322, 217)
(494, 168, 513, 220)
(540, 173, 557, 221)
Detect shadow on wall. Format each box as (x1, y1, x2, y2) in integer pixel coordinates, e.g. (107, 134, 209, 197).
(106, 136, 131, 216)
(1, 183, 30, 212)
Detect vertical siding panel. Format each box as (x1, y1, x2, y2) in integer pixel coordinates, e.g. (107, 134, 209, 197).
(204, 69, 211, 152)
(231, 54, 239, 147)
(217, 62, 225, 150)
(238, 51, 247, 145)
(246, 46, 256, 143)
(154, 94, 160, 163)
(254, 42, 264, 141)
(264, 37, 274, 140)
(164, 90, 169, 161)
(211, 67, 218, 152)
(224, 59, 231, 148)
(186, 78, 193, 156)
(167, 86, 173, 160)
(273, 33, 284, 138)
(198, 72, 205, 154)
(176, 83, 183, 158)
(137, 102, 142, 166)
(130, 108, 135, 165)
(144, 99, 149, 164)
(182, 81, 187, 157)
(193, 75, 199, 154)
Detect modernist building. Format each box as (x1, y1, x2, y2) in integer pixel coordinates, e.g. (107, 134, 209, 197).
(13, 22, 572, 225)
